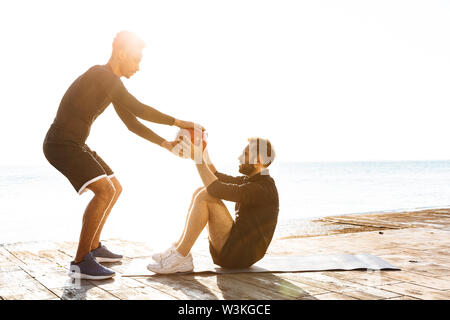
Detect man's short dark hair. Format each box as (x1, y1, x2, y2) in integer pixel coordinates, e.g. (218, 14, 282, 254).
(248, 137, 276, 167)
(112, 31, 146, 53)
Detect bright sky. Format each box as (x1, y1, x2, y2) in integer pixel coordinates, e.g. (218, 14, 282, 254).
(2, 0, 450, 167)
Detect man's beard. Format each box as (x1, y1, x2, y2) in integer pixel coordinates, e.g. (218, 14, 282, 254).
(239, 164, 257, 176)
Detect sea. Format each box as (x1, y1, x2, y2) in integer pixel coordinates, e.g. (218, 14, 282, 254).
(1, 160, 450, 245)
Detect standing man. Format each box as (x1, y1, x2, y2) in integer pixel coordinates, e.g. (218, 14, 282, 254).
(43, 31, 198, 280)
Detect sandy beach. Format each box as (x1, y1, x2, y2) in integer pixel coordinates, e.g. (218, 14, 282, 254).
(1, 207, 449, 300)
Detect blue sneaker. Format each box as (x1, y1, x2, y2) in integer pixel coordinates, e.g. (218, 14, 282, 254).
(91, 242, 123, 263)
(69, 252, 115, 280)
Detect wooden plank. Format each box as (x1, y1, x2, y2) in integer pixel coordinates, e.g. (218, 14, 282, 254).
(36, 248, 72, 267)
(326, 210, 450, 228)
(134, 274, 223, 300)
(380, 271, 450, 290)
(8, 245, 75, 291)
(0, 265, 22, 273)
(3, 247, 54, 266)
(313, 292, 357, 300)
(88, 275, 145, 292)
(0, 284, 59, 300)
(404, 264, 450, 277)
(377, 282, 450, 300)
(162, 275, 224, 299)
(274, 274, 329, 295)
(385, 295, 420, 300)
(321, 271, 403, 287)
(337, 288, 399, 300)
(19, 263, 132, 295)
(0, 269, 36, 288)
(169, 275, 227, 300)
(54, 241, 77, 257)
(214, 274, 307, 300)
(108, 286, 177, 300)
(225, 273, 318, 300)
(225, 274, 308, 300)
(18, 264, 119, 301)
(102, 239, 154, 258)
(277, 236, 400, 255)
(51, 282, 120, 300)
(299, 272, 399, 299)
(294, 272, 365, 291)
(22, 267, 76, 290)
(378, 254, 450, 273)
(277, 273, 354, 293)
(433, 210, 450, 214)
(98, 258, 133, 274)
(0, 270, 58, 300)
(179, 274, 286, 300)
(0, 247, 26, 269)
(395, 244, 450, 257)
(59, 240, 155, 259)
(322, 217, 404, 229)
(56, 240, 151, 261)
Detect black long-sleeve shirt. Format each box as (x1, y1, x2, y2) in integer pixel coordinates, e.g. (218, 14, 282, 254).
(206, 170, 279, 263)
(49, 64, 174, 145)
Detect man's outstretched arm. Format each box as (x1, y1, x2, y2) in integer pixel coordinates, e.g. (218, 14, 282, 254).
(197, 160, 261, 205)
(113, 104, 176, 151)
(193, 150, 241, 189)
(195, 161, 218, 188)
(191, 146, 259, 204)
(202, 148, 217, 174)
(110, 78, 175, 125)
(203, 148, 247, 185)
(109, 77, 203, 131)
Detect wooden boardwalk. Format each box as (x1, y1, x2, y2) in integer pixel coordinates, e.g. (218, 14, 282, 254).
(1, 208, 450, 300)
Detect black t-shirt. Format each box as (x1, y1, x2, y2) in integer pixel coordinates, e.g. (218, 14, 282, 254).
(47, 64, 174, 145)
(206, 170, 279, 263)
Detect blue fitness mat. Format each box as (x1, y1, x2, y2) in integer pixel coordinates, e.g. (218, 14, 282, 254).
(122, 253, 400, 276)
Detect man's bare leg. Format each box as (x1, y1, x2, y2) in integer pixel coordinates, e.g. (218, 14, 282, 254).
(173, 187, 205, 247)
(90, 177, 122, 251)
(176, 189, 233, 257)
(74, 177, 116, 263)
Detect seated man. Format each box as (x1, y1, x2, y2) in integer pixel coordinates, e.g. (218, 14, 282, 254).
(147, 137, 279, 273)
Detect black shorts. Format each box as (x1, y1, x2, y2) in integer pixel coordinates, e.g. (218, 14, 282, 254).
(43, 129, 114, 194)
(209, 224, 254, 269)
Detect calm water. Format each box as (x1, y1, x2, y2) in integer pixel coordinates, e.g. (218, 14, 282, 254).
(1, 161, 450, 244)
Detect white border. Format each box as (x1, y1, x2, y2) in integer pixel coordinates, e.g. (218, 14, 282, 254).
(78, 174, 107, 195)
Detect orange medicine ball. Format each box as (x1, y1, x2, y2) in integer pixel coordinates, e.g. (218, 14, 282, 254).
(176, 128, 208, 150)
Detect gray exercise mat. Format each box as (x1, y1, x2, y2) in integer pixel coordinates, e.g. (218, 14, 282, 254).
(122, 253, 400, 277)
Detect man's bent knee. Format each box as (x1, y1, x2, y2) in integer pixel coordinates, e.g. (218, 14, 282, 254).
(197, 188, 221, 204)
(192, 186, 205, 200)
(194, 186, 205, 195)
(88, 178, 116, 201)
(97, 185, 116, 202)
(111, 178, 123, 197)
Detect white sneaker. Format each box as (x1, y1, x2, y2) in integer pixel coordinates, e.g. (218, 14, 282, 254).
(152, 244, 176, 262)
(147, 249, 194, 274)
(152, 244, 192, 262)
